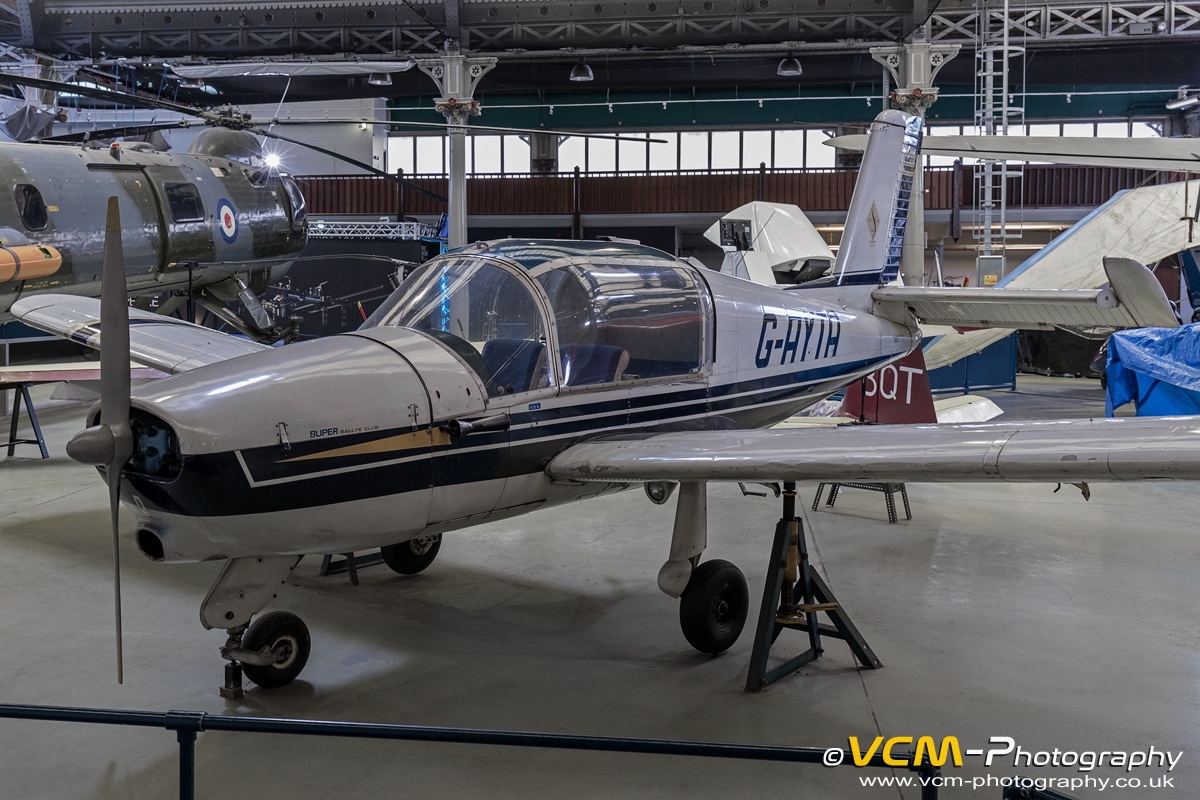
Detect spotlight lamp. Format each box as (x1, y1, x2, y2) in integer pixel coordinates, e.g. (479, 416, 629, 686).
(569, 60, 594, 82)
(777, 54, 802, 78)
(1166, 91, 1199, 110)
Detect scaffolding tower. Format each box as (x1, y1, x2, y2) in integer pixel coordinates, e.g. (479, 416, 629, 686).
(973, 0, 1025, 286)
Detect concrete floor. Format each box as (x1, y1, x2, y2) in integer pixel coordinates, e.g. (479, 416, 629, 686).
(0, 375, 1195, 799)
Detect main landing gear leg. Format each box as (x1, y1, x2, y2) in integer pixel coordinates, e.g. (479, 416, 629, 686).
(745, 481, 881, 692)
(200, 555, 308, 697)
(659, 482, 751, 655)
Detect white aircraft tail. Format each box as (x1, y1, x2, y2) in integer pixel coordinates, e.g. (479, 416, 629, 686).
(833, 110, 922, 299)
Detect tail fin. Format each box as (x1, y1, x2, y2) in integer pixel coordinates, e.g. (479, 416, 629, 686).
(833, 110, 922, 289)
(838, 347, 937, 424)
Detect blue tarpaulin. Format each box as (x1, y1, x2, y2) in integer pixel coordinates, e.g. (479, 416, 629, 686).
(1106, 325, 1200, 416)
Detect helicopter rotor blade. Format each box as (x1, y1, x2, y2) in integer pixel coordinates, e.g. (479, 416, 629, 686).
(37, 121, 194, 144)
(258, 117, 669, 144)
(0, 73, 205, 119)
(254, 127, 448, 202)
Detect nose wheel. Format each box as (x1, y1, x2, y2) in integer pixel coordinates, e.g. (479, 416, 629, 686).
(679, 559, 749, 654)
(220, 610, 311, 697)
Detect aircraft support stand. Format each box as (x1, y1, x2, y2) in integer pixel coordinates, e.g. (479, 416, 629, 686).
(220, 626, 247, 700)
(745, 482, 882, 692)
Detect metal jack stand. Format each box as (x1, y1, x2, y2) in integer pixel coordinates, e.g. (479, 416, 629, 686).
(745, 482, 882, 692)
(219, 626, 246, 700)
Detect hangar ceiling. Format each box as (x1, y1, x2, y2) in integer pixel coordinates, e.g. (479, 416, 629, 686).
(0, 0, 1197, 117)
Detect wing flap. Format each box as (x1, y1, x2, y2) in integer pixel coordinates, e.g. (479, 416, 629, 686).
(547, 416, 1200, 484)
(10, 295, 270, 374)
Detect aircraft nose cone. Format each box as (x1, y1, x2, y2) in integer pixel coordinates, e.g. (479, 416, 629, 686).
(66, 424, 117, 466)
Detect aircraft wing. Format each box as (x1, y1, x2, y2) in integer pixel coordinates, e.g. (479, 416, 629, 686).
(826, 133, 1200, 172)
(872, 257, 1178, 330)
(547, 416, 1200, 485)
(10, 294, 270, 374)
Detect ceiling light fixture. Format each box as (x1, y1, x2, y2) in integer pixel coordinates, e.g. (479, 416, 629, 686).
(368, 72, 392, 86)
(777, 54, 802, 77)
(569, 61, 594, 82)
(1166, 93, 1199, 110)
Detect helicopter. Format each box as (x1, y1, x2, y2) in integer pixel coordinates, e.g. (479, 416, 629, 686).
(0, 70, 452, 341)
(0, 69, 663, 341)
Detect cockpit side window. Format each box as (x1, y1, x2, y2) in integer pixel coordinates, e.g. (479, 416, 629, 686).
(163, 183, 205, 223)
(370, 257, 550, 397)
(281, 176, 307, 230)
(14, 184, 47, 231)
(536, 264, 704, 387)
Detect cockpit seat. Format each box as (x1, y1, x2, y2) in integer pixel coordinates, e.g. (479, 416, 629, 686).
(560, 343, 629, 386)
(481, 337, 546, 395)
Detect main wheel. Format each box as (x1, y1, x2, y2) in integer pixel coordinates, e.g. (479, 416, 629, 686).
(241, 611, 311, 689)
(381, 534, 442, 575)
(679, 559, 748, 655)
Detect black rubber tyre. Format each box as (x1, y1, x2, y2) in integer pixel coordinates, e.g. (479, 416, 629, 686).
(241, 611, 311, 690)
(679, 559, 749, 654)
(380, 534, 442, 575)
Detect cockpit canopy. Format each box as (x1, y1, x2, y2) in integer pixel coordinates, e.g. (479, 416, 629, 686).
(366, 246, 708, 398)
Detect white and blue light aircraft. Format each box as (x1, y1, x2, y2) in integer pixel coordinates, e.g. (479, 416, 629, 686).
(12, 110, 1195, 693)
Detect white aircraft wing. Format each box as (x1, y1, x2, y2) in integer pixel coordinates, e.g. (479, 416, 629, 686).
(826, 134, 1200, 172)
(10, 294, 270, 374)
(873, 257, 1178, 330)
(547, 416, 1200, 485)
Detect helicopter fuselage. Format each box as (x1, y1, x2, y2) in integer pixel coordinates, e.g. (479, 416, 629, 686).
(0, 140, 308, 321)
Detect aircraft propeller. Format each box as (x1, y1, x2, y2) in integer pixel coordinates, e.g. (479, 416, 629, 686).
(62, 196, 132, 684)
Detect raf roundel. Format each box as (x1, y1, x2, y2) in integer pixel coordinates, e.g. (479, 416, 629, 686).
(217, 199, 238, 243)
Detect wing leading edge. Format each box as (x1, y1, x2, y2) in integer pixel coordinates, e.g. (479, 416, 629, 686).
(547, 416, 1200, 485)
(11, 295, 270, 374)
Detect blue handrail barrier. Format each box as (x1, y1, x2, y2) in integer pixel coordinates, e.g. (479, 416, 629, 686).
(1, 702, 945, 799)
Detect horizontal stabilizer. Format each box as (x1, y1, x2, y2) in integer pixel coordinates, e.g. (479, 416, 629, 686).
(923, 182, 1197, 369)
(548, 415, 1200, 485)
(11, 294, 269, 374)
(872, 258, 1178, 330)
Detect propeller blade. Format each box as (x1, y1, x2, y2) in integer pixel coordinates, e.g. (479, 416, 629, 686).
(100, 196, 134, 685)
(254, 127, 448, 202)
(109, 464, 124, 685)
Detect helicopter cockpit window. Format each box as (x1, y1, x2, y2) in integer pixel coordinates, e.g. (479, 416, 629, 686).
(281, 177, 307, 230)
(536, 264, 704, 387)
(14, 184, 47, 231)
(163, 183, 204, 223)
(370, 258, 550, 397)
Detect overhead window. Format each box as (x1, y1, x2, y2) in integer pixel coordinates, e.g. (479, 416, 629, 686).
(163, 183, 204, 222)
(14, 184, 47, 231)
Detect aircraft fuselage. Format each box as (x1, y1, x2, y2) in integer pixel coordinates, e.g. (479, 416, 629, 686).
(112, 240, 918, 565)
(0, 139, 307, 320)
